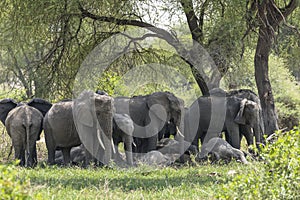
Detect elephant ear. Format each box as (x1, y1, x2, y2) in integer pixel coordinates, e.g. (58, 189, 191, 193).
(167, 92, 183, 113)
(27, 98, 52, 116)
(74, 91, 96, 127)
(0, 98, 17, 125)
(234, 98, 247, 125)
(146, 92, 169, 122)
(76, 102, 94, 127)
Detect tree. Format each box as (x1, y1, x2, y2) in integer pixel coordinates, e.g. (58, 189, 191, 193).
(0, 0, 130, 100)
(0, 0, 298, 134)
(247, 0, 298, 135)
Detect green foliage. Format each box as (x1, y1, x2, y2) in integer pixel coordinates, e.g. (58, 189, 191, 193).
(0, 164, 32, 199)
(269, 56, 300, 129)
(0, 87, 27, 102)
(216, 126, 300, 199)
(96, 71, 123, 96)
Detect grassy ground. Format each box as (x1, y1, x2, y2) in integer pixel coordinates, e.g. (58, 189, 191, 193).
(18, 162, 254, 200)
(0, 125, 256, 199)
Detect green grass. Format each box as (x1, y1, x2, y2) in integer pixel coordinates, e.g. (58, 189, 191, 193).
(15, 162, 255, 200)
(0, 124, 256, 200)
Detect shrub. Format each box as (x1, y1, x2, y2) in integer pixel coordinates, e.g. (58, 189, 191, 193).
(0, 164, 32, 199)
(216, 126, 300, 199)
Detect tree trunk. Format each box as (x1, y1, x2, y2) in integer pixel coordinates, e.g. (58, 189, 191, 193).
(254, 28, 279, 136)
(254, 0, 298, 135)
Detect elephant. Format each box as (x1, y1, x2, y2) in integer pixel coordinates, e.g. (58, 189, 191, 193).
(43, 91, 114, 166)
(0, 98, 52, 167)
(197, 137, 248, 164)
(226, 89, 265, 146)
(156, 138, 198, 156)
(112, 113, 134, 166)
(185, 89, 263, 151)
(137, 150, 173, 166)
(114, 91, 185, 155)
(207, 88, 265, 150)
(54, 113, 134, 167)
(55, 145, 86, 165)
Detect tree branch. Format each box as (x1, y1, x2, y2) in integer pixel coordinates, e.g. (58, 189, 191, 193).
(180, 0, 203, 44)
(78, 1, 210, 94)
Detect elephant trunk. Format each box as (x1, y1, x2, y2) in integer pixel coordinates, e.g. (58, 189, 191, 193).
(253, 117, 263, 150)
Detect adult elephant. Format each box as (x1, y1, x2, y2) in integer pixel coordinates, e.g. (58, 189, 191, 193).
(0, 98, 52, 167)
(208, 88, 265, 149)
(114, 91, 184, 154)
(44, 91, 114, 166)
(185, 90, 263, 151)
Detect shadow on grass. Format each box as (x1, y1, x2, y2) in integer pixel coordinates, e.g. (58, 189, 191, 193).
(28, 167, 221, 192)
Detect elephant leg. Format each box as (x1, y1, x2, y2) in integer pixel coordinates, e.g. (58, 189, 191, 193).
(47, 147, 56, 165)
(44, 128, 56, 165)
(147, 135, 158, 153)
(240, 125, 253, 146)
(11, 134, 25, 166)
(27, 143, 37, 167)
(84, 147, 95, 167)
(124, 136, 133, 166)
(62, 147, 72, 165)
(14, 144, 25, 166)
(32, 144, 38, 166)
(225, 122, 240, 149)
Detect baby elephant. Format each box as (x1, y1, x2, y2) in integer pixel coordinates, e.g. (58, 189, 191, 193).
(113, 113, 134, 166)
(197, 137, 248, 164)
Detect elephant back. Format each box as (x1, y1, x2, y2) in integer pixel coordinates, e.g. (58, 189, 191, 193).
(5, 105, 44, 140)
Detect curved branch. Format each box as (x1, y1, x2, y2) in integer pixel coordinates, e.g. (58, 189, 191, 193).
(78, 2, 210, 94)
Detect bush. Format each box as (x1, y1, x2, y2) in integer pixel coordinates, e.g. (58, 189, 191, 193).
(216, 126, 300, 199)
(0, 164, 32, 199)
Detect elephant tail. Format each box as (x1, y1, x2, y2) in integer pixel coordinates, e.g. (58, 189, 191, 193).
(25, 124, 30, 167)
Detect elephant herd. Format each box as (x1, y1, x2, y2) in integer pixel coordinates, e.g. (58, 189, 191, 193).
(0, 88, 265, 167)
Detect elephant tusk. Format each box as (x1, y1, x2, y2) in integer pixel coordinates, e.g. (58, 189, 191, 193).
(132, 141, 137, 147)
(176, 126, 184, 138)
(97, 129, 106, 150)
(111, 140, 116, 154)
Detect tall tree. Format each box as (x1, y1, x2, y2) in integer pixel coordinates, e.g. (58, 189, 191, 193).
(249, 0, 298, 135)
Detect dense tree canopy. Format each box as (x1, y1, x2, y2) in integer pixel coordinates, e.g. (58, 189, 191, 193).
(0, 0, 299, 131)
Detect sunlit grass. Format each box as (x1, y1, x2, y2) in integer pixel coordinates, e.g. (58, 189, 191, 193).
(17, 162, 254, 200)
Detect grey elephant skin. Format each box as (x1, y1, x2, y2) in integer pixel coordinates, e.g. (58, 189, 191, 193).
(226, 89, 265, 146)
(197, 137, 248, 164)
(43, 91, 114, 166)
(114, 91, 184, 154)
(0, 98, 52, 167)
(113, 113, 134, 166)
(209, 88, 265, 149)
(185, 89, 263, 151)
